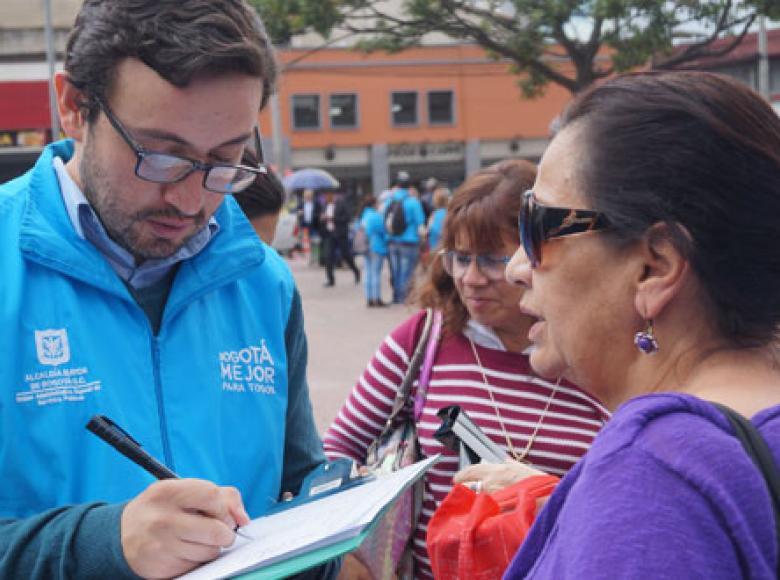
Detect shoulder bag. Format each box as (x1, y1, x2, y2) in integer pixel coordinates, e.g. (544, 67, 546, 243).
(356, 308, 443, 580)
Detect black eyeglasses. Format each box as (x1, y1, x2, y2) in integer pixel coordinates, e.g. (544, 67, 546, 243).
(96, 98, 267, 195)
(519, 190, 610, 268)
(441, 250, 512, 281)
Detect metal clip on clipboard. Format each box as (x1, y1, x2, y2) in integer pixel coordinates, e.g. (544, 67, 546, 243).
(434, 405, 510, 467)
(266, 458, 374, 515)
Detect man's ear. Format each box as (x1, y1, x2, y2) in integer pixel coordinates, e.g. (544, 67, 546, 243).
(634, 223, 691, 320)
(54, 72, 87, 142)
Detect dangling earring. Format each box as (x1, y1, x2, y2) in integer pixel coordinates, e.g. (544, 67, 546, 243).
(634, 320, 659, 355)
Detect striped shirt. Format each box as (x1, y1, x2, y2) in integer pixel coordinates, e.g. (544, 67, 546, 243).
(323, 310, 610, 579)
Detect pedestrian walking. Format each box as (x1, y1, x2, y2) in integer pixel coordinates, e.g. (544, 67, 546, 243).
(420, 176, 438, 219)
(297, 188, 321, 263)
(321, 190, 360, 287)
(358, 194, 388, 307)
(385, 170, 425, 303)
(425, 186, 450, 251)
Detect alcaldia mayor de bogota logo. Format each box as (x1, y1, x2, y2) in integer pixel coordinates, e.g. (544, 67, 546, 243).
(17, 328, 102, 407)
(35, 329, 70, 366)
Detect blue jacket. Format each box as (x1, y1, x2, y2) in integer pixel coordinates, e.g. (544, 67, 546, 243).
(360, 207, 387, 255)
(387, 188, 425, 244)
(0, 141, 327, 577)
(428, 207, 447, 250)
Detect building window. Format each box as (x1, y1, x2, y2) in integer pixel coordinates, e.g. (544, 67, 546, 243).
(428, 90, 454, 125)
(329, 93, 358, 129)
(391, 91, 418, 126)
(770, 59, 780, 95)
(292, 94, 320, 130)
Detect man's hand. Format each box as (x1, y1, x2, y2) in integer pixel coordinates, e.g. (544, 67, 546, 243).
(121, 479, 250, 579)
(453, 461, 545, 495)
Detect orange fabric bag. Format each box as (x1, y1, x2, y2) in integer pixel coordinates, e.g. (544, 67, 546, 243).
(427, 474, 559, 580)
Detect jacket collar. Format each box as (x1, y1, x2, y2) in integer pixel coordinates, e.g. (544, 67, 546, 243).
(19, 140, 266, 303)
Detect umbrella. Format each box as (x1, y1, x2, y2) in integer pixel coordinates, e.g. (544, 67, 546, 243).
(283, 168, 340, 191)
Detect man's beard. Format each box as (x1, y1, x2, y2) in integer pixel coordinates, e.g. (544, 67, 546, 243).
(79, 148, 206, 261)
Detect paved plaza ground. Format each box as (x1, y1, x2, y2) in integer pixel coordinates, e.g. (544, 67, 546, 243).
(286, 253, 411, 432)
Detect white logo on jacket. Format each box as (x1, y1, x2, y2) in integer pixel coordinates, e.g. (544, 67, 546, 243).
(17, 328, 103, 407)
(35, 329, 70, 366)
(219, 339, 276, 395)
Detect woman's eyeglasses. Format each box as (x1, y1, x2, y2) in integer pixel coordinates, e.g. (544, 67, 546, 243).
(96, 98, 267, 195)
(519, 190, 610, 268)
(441, 250, 512, 281)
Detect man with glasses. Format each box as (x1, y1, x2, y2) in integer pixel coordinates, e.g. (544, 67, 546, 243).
(0, 1, 334, 578)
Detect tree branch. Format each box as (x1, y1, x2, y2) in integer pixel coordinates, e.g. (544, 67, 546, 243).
(655, 13, 756, 69)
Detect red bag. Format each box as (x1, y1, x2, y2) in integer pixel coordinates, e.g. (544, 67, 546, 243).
(427, 474, 559, 580)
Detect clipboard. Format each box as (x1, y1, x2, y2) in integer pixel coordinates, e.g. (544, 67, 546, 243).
(179, 455, 440, 580)
(264, 458, 374, 516)
(236, 500, 389, 579)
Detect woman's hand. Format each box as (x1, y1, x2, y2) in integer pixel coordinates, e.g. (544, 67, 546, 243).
(453, 460, 545, 495)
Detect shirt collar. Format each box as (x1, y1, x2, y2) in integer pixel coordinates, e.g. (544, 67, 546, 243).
(464, 319, 507, 351)
(53, 156, 220, 289)
(463, 319, 534, 356)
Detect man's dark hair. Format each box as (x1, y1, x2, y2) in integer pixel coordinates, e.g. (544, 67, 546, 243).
(65, 0, 277, 120)
(394, 170, 411, 188)
(232, 149, 285, 219)
(560, 71, 780, 348)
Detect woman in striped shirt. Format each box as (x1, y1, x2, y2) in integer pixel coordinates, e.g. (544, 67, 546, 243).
(323, 159, 609, 579)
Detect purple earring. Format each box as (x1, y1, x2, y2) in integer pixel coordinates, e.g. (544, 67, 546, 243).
(634, 320, 659, 355)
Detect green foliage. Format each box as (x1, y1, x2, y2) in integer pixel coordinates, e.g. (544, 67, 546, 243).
(250, 0, 776, 95)
(249, 0, 342, 45)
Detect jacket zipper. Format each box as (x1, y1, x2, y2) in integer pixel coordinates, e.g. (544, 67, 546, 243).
(151, 335, 174, 470)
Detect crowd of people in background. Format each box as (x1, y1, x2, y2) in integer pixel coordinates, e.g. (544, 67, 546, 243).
(285, 168, 454, 308)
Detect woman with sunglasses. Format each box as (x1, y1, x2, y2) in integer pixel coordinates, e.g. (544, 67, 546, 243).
(323, 159, 608, 579)
(504, 71, 780, 579)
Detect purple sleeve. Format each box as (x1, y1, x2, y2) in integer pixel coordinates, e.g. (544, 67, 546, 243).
(508, 447, 743, 579)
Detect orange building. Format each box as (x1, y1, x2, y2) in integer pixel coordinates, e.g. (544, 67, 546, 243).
(259, 43, 572, 194)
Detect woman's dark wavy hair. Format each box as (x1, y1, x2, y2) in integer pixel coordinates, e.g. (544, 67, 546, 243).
(410, 159, 536, 336)
(560, 71, 780, 348)
(65, 0, 277, 120)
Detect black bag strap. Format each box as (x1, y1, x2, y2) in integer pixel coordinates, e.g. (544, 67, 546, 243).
(713, 402, 780, 573)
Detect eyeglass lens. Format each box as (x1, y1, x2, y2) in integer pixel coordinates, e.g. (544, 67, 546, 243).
(99, 98, 262, 194)
(442, 251, 510, 280)
(136, 153, 258, 194)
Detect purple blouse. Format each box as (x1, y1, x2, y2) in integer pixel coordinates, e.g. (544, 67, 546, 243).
(504, 393, 780, 579)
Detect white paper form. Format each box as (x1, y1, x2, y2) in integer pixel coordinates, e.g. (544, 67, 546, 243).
(179, 455, 439, 580)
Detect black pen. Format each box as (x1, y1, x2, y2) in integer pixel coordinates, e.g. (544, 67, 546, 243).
(87, 414, 178, 478)
(86, 414, 252, 539)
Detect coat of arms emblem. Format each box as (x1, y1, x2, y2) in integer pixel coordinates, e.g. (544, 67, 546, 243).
(35, 329, 71, 366)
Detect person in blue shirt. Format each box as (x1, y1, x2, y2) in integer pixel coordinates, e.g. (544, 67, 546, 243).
(358, 194, 388, 307)
(0, 1, 335, 578)
(426, 186, 450, 251)
(386, 170, 426, 303)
